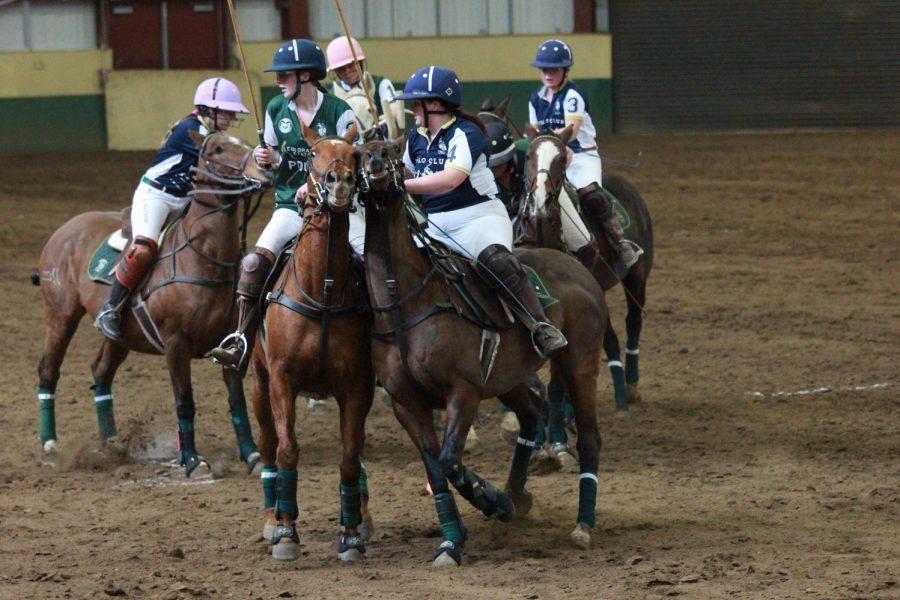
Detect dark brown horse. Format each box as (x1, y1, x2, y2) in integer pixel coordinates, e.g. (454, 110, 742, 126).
(358, 138, 608, 566)
(250, 123, 374, 562)
(519, 124, 654, 415)
(35, 131, 271, 475)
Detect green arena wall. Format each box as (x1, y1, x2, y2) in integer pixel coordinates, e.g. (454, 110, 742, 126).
(0, 34, 611, 153)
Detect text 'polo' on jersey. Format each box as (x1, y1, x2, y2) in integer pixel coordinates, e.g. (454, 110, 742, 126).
(528, 80, 598, 153)
(403, 117, 499, 213)
(144, 115, 209, 197)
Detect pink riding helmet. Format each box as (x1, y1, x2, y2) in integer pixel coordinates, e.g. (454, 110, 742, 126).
(326, 36, 365, 71)
(193, 77, 250, 113)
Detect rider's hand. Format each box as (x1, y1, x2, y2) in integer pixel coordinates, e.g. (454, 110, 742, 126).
(294, 183, 308, 205)
(254, 145, 271, 168)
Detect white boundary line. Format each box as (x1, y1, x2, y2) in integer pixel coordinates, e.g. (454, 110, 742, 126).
(747, 382, 896, 398)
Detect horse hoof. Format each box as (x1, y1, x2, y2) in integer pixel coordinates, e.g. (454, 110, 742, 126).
(494, 491, 516, 522)
(338, 547, 365, 562)
(42, 439, 58, 456)
(272, 539, 300, 561)
(500, 412, 520, 444)
(358, 514, 375, 543)
(627, 384, 642, 404)
(245, 451, 261, 475)
(570, 522, 592, 550)
(509, 489, 533, 516)
(262, 523, 277, 542)
(432, 552, 461, 567)
(615, 409, 630, 419)
(184, 456, 211, 478)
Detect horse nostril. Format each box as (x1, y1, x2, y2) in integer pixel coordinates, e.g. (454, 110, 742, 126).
(345, 172, 356, 185)
(326, 171, 337, 184)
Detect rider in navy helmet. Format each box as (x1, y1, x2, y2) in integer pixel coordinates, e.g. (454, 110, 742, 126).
(528, 39, 642, 274)
(398, 66, 567, 359)
(484, 121, 526, 217)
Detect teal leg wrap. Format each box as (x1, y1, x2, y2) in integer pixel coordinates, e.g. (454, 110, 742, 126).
(229, 407, 257, 461)
(275, 469, 299, 521)
(261, 465, 277, 510)
(339, 482, 362, 527)
(509, 435, 536, 492)
(91, 383, 117, 440)
(608, 354, 628, 411)
(547, 379, 568, 445)
(358, 456, 369, 496)
(577, 473, 598, 529)
(433, 492, 465, 544)
(449, 465, 502, 517)
(177, 418, 196, 463)
(38, 386, 57, 445)
(625, 348, 639, 384)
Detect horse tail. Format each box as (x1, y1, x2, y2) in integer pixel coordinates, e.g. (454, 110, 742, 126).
(31, 272, 40, 286)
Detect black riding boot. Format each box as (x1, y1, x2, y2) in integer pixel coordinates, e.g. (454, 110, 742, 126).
(477, 244, 568, 359)
(94, 279, 131, 341)
(573, 241, 599, 271)
(577, 183, 642, 274)
(210, 248, 274, 371)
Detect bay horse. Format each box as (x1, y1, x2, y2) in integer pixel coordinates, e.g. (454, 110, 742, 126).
(35, 131, 270, 476)
(358, 138, 608, 566)
(519, 123, 654, 415)
(250, 122, 374, 562)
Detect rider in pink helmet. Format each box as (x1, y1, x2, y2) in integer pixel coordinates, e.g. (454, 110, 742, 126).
(95, 77, 249, 340)
(326, 36, 404, 138)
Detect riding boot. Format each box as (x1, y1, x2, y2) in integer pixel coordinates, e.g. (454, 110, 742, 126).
(577, 183, 643, 274)
(94, 236, 159, 341)
(477, 244, 568, 359)
(572, 241, 599, 271)
(210, 247, 275, 370)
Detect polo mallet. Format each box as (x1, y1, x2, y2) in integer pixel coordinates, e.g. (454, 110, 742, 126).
(333, 0, 382, 138)
(224, 0, 266, 150)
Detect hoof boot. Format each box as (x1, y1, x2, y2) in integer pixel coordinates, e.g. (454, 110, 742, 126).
(337, 532, 366, 561)
(432, 540, 462, 567)
(570, 522, 592, 550)
(271, 524, 300, 560)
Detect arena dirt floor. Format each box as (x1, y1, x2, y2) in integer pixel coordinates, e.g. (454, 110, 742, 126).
(1, 129, 897, 599)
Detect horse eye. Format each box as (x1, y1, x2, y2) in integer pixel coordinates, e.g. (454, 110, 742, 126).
(214, 146, 223, 154)
(310, 151, 317, 158)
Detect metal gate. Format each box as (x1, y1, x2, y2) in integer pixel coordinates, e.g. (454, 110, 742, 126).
(610, 1, 900, 132)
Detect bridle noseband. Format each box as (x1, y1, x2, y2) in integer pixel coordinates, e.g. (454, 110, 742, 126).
(306, 136, 357, 213)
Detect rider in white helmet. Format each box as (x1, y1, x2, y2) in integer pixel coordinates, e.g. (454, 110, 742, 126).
(95, 77, 249, 340)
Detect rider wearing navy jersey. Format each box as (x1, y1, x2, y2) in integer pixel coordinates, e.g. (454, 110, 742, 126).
(529, 39, 642, 273)
(397, 66, 567, 359)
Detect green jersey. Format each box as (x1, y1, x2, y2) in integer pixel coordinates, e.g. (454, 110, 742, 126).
(264, 91, 357, 211)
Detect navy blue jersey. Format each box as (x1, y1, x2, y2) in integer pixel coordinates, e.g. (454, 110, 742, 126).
(143, 115, 209, 197)
(402, 117, 498, 213)
(528, 81, 597, 152)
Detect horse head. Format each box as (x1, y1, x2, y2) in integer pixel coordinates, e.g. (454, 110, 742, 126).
(478, 95, 512, 127)
(518, 123, 573, 249)
(189, 130, 272, 203)
(358, 133, 406, 195)
(301, 122, 359, 213)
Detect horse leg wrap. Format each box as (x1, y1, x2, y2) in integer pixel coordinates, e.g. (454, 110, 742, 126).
(625, 328, 642, 385)
(176, 418, 197, 463)
(509, 434, 537, 493)
(37, 385, 57, 445)
(607, 351, 628, 410)
(115, 236, 158, 290)
(433, 492, 466, 545)
(449, 465, 506, 518)
(275, 469, 299, 521)
(91, 383, 117, 440)
(547, 379, 569, 445)
(261, 465, 278, 510)
(229, 407, 257, 461)
(358, 456, 369, 497)
(339, 482, 362, 527)
(577, 472, 599, 529)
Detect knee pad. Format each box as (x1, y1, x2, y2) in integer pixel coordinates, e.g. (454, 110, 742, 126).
(237, 247, 275, 297)
(577, 183, 612, 221)
(115, 236, 159, 289)
(477, 244, 526, 289)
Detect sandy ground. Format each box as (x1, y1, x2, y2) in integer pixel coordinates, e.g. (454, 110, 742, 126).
(0, 129, 897, 599)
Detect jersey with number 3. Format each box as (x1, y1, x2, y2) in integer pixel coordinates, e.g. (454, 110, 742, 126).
(528, 81, 597, 152)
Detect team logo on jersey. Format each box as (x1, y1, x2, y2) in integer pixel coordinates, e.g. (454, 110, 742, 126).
(317, 123, 327, 136)
(278, 118, 292, 133)
(437, 139, 447, 155)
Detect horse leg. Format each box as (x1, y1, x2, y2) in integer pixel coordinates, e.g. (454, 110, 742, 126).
(165, 340, 208, 477)
(249, 350, 278, 542)
(391, 399, 466, 567)
(499, 383, 541, 515)
(89, 340, 129, 445)
(546, 376, 576, 467)
(36, 306, 84, 455)
(603, 315, 629, 415)
(624, 278, 646, 404)
(334, 378, 374, 561)
(222, 368, 260, 472)
(267, 364, 300, 561)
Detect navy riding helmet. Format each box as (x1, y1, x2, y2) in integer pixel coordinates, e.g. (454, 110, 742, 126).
(264, 39, 327, 80)
(395, 66, 463, 107)
(530, 39, 574, 69)
(485, 121, 516, 168)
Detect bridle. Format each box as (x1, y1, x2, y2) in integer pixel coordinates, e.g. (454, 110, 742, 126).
(304, 135, 357, 216)
(518, 135, 565, 247)
(356, 143, 404, 197)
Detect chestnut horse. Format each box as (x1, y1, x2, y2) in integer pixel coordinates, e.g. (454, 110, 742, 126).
(250, 123, 374, 562)
(358, 138, 608, 566)
(35, 131, 270, 476)
(519, 124, 654, 415)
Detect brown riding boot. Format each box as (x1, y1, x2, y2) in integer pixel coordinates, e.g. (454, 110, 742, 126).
(577, 183, 643, 274)
(477, 244, 568, 359)
(94, 236, 159, 341)
(573, 241, 599, 270)
(210, 247, 275, 370)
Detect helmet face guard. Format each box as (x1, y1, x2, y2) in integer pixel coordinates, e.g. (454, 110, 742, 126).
(530, 39, 574, 69)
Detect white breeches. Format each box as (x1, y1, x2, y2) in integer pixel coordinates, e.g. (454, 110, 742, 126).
(425, 199, 513, 259)
(558, 188, 593, 252)
(255, 208, 303, 254)
(348, 200, 366, 257)
(561, 151, 602, 252)
(566, 151, 603, 189)
(131, 182, 190, 240)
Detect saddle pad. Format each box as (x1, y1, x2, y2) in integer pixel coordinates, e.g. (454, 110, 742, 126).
(87, 233, 122, 285)
(523, 264, 559, 310)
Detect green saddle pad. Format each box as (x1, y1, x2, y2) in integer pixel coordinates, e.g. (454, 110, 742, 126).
(87, 234, 122, 285)
(523, 264, 559, 310)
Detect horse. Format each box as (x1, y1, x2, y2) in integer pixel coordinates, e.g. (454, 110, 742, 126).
(519, 124, 654, 416)
(250, 122, 374, 562)
(358, 137, 609, 566)
(35, 130, 271, 476)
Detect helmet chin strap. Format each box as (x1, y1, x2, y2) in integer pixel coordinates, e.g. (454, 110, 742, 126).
(422, 101, 450, 134)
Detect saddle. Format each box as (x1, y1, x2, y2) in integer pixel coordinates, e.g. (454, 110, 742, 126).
(87, 207, 181, 285)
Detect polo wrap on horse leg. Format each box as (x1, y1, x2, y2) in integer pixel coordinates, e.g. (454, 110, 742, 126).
(477, 244, 568, 359)
(578, 183, 642, 272)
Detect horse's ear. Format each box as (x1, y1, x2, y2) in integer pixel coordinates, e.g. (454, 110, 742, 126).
(301, 120, 319, 146)
(391, 132, 407, 155)
(341, 124, 358, 144)
(524, 123, 539, 141)
(188, 129, 207, 149)
(480, 96, 495, 112)
(558, 124, 574, 145)
(496, 94, 511, 119)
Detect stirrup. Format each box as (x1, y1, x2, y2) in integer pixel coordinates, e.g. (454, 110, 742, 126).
(93, 306, 123, 341)
(211, 332, 248, 370)
(620, 240, 644, 269)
